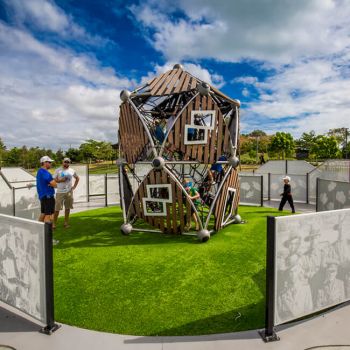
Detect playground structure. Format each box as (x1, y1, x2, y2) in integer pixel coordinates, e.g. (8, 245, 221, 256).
(117, 64, 241, 241)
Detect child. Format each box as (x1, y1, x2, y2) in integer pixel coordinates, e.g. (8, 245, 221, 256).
(184, 179, 201, 231)
(278, 176, 295, 213)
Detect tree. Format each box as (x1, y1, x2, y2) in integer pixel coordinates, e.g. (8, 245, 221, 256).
(269, 132, 295, 159)
(311, 135, 341, 159)
(65, 148, 81, 163)
(0, 137, 6, 167)
(327, 128, 349, 158)
(296, 131, 316, 150)
(248, 130, 267, 137)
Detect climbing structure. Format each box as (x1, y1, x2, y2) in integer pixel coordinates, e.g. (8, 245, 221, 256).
(118, 64, 241, 242)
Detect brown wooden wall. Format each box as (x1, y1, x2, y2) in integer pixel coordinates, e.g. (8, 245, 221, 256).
(129, 168, 195, 234)
(119, 102, 151, 164)
(214, 168, 240, 231)
(166, 94, 232, 163)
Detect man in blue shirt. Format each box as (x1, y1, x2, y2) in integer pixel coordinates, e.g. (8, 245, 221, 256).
(36, 156, 66, 225)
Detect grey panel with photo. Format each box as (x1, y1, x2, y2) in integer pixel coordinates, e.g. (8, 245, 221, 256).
(317, 179, 350, 212)
(0, 214, 47, 324)
(274, 208, 350, 326)
(239, 175, 262, 206)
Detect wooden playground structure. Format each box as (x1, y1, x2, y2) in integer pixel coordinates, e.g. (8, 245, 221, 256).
(118, 64, 241, 241)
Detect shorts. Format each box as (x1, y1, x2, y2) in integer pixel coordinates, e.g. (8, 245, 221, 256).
(40, 197, 55, 215)
(55, 191, 74, 211)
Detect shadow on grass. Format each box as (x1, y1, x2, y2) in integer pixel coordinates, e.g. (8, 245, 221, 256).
(53, 213, 201, 249)
(124, 299, 265, 341)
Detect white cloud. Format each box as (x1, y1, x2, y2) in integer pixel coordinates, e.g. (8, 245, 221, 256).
(240, 57, 350, 136)
(4, 0, 107, 45)
(131, 0, 350, 64)
(0, 21, 127, 149)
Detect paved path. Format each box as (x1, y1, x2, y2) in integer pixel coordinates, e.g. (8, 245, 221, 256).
(1, 301, 350, 350)
(264, 200, 316, 213)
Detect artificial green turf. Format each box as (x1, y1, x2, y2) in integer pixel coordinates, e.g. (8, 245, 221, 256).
(53, 206, 290, 336)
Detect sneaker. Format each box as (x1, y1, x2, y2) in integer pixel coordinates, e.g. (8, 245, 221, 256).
(52, 239, 59, 245)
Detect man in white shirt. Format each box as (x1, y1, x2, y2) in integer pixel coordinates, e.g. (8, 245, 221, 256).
(53, 158, 80, 229)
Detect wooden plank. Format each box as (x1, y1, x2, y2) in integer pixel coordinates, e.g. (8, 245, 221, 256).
(181, 73, 191, 93)
(197, 95, 206, 162)
(171, 178, 178, 234)
(152, 69, 177, 95)
(223, 112, 230, 153)
(190, 76, 198, 90)
(150, 70, 173, 95)
(147, 77, 157, 88)
(208, 96, 216, 164)
(156, 170, 165, 232)
(216, 103, 223, 160)
(173, 70, 187, 94)
(177, 182, 185, 233)
(162, 68, 182, 95)
(163, 171, 171, 233)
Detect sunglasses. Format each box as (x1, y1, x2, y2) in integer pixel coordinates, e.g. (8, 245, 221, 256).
(64, 161, 70, 164)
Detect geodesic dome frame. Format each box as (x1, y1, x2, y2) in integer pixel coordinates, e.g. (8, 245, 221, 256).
(117, 64, 241, 241)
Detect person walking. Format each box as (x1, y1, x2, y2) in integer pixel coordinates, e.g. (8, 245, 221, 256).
(53, 158, 80, 229)
(278, 176, 295, 213)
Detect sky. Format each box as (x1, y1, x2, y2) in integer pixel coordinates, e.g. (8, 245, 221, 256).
(0, 0, 350, 150)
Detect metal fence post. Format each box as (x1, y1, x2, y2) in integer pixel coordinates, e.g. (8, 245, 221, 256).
(306, 172, 309, 204)
(41, 223, 60, 335)
(87, 165, 90, 203)
(260, 175, 264, 207)
(259, 216, 279, 342)
(268, 173, 271, 201)
(104, 174, 108, 207)
(285, 159, 288, 174)
(316, 177, 319, 212)
(12, 187, 16, 216)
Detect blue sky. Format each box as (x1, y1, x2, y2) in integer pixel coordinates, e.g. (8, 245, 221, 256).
(0, 0, 350, 149)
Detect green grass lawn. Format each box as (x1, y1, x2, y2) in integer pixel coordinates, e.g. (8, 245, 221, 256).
(53, 205, 289, 336)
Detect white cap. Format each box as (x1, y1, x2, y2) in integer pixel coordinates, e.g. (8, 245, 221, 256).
(40, 156, 54, 163)
(63, 157, 71, 163)
(283, 176, 291, 182)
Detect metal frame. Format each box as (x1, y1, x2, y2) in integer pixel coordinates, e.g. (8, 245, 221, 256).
(204, 165, 233, 229)
(183, 125, 208, 145)
(146, 184, 172, 202)
(221, 187, 237, 226)
(190, 109, 216, 129)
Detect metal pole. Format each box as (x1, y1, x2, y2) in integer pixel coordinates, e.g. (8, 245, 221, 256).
(41, 223, 60, 335)
(204, 165, 234, 229)
(259, 216, 279, 342)
(119, 165, 127, 224)
(12, 187, 16, 216)
(260, 175, 264, 207)
(306, 172, 309, 204)
(268, 173, 271, 201)
(316, 177, 319, 212)
(345, 127, 348, 160)
(87, 165, 90, 202)
(104, 174, 108, 207)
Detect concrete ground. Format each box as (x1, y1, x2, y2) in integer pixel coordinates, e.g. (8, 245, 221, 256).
(264, 200, 316, 213)
(0, 301, 350, 350)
